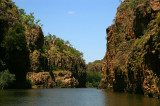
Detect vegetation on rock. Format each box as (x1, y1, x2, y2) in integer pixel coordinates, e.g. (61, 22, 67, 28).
(0, 70, 15, 89)
(86, 60, 103, 88)
(99, 0, 160, 99)
(0, 0, 86, 89)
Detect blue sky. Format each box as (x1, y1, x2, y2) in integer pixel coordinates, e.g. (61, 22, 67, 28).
(12, 0, 121, 63)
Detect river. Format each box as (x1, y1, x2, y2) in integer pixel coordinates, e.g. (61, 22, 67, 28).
(0, 88, 159, 106)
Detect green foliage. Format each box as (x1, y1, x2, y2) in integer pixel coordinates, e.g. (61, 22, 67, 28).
(88, 60, 102, 66)
(136, 56, 140, 64)
(0, 59, 6, 70)
(18, 9, 26, 16)
(68, 47, 83, 58)
(86, 72, 103, 88)
(86, 81, 93, 88)
(56, 38, 65, 50)
(52, 48, 59, 53)
(0, 70, 15, 89)
(18, 9, 43, 26)
(45, 33, 83, 58)
(56, 79, 62, 87)
(119, 0, 139, 10)
(129, 0, 140, 9)
(128, 1, 136, 8)
(26, 78, 35, 86)
(52, 66, 60, 71)
(65, 40, 72, 46)
(93, 60, 102, 63)
(156, 13, 160, 25)
(1, 22, 26, 51)
(45, 33, 56, 41)
(42, 45, 50, 52)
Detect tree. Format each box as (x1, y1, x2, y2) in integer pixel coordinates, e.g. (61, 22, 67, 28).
(45, 33, 57, 41)
(18, 8, 42, 26)
(1, 22, 26, 51)
(18, 9, 26, 16)
(0, 70, 15, 89)
(65, 40, 72, 47)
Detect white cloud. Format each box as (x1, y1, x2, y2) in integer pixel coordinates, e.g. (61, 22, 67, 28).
(67, 11, 75, 14)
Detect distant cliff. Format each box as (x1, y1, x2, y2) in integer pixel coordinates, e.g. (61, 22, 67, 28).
(99, 0, 160, 98)
(87, 60, 103, 73)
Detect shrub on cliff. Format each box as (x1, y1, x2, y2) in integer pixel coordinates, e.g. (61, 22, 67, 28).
(56, 79, 62, 87)
(18, 9, 42, 26)
(44, 34, 84, 58)
(1, 22, 26, 51)
(0, 59, 6, 72)
(156, 13, 160, 25)
(0, 70, 15, 89)
(26, 78, 35, 86)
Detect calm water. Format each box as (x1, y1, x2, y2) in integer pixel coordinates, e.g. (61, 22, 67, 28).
(0, 88, 160, 106)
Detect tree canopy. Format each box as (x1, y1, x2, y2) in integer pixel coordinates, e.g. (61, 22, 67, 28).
(44, 34, 83, 58)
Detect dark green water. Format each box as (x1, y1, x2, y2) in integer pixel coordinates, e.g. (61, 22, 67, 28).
(0, 88, 159, 106)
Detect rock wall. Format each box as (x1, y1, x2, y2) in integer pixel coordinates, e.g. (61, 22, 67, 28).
(99, 0, 160, 98)
(27, 71, 79, 88)
(43, 39, 86, 88)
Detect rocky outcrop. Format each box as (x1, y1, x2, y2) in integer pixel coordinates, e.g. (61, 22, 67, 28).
(53, 71, 79, 88)
(25, 25, 44, 52)
(27, 72, 56, 88)
(27, 71, 79, 88)
(24, 23, 86, 88)
(43, 38, 86, 87)
(99, 0, 160, 98)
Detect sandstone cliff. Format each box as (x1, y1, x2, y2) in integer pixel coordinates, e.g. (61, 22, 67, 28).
(99, 0, 160, 98)
(27, 71, 79, 88)
(0, 0, 86, 89)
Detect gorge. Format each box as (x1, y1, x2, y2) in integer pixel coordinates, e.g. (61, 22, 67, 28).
(0, 0, 160, 104)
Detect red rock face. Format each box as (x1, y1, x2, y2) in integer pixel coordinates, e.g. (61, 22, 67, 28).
(27, 71, 79, 88)
(27, 72, 56, 88)
(151, 0, 160, 11)
(99, 0, 160, 98)
(25, 25, 44, 52)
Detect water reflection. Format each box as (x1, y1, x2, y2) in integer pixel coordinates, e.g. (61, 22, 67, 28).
(0, 89, 42, 105)
(0, 88, 159, 106)
(102, 89, 160, 106)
